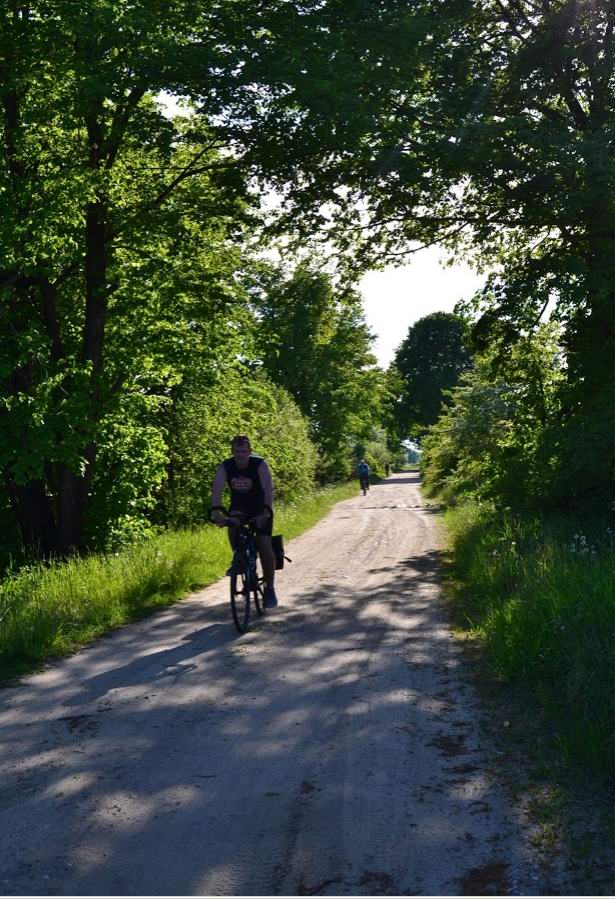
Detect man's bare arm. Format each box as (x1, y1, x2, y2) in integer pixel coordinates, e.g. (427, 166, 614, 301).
(258, 461, 274, 512)
(211, 465, 227, 523)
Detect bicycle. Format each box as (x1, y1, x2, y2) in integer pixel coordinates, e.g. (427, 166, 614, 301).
(210, 507, 265, 633)
(360, 475, 370, 496)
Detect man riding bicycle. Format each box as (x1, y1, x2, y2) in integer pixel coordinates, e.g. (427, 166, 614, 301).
(211, 435, 278, 608)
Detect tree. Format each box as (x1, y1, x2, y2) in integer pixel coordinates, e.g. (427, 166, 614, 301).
(0, 1, 263, 555)
(82, 134, 254, 549)
(421, 323, 565, 508)
(393, 313, 472, 439)
(250, 263, 389, 477)
(0, 0, 428, 554)
(223, 1, 615, 503)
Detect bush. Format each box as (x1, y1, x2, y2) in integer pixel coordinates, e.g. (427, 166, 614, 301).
(421, 324, 564, 511)
(161, 367, 317, 526)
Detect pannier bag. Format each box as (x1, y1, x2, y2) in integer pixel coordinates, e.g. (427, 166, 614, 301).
(272, 534, 291, 570)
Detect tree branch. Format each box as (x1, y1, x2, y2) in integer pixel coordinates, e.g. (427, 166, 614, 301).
(39, 277, 64, 361)
(105, 84, 148, 169)
(110, 150, 240, 239)
(494, 0, 530, 43)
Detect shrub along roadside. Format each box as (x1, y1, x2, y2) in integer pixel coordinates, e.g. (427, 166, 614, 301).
(0, 482, 357, 683)
(443, 500, 615, 777)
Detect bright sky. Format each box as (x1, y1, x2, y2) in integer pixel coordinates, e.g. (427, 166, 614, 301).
(359, 250, 485, 367)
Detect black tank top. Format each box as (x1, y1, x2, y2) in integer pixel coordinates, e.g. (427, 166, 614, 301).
(223, 455, 265, 514)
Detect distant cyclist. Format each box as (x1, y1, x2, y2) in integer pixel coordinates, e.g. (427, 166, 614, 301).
(211, 435, 278, 607)
(357, 458, 370, 494)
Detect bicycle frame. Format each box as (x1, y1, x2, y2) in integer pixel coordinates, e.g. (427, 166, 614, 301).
(210, 507, 265, 632)
(231, 523, 259, 583)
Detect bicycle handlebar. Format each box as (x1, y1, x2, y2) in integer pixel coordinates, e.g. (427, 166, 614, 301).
(208, 507, 261, 527)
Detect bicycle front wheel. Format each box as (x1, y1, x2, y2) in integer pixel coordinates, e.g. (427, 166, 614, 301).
(230, 570, 250, 633)
(253, 579, 265, 616)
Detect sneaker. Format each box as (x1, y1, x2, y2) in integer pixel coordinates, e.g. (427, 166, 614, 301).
(263, 587, 278, 608)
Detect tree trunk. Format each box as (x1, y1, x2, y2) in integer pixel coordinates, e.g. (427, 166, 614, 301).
(568, 216, 615, 399)
(50, 97, 110, 553)
(51, 197, 109, 554)
(9, 478, 56, 558)
(57, 465, 88, 555)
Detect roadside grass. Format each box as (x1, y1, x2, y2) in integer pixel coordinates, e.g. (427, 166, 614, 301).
(0, 481, 357, 682)
(443, 500, 615, 778)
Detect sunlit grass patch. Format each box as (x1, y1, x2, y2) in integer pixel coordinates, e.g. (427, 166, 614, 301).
(0, 482, 356, 681)
(276, 480, 357, 540)
(444, 501, 615, 777)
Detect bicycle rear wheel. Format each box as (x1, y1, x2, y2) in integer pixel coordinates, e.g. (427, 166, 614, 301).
(230, 570, 250, 633)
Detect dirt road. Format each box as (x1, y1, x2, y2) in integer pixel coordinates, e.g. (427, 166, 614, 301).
(0, 473, 560, 896)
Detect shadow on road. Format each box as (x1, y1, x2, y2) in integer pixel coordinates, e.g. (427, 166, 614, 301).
(63, 623, 236, 707)
(0, 532, 526, 896)
(375, 475, 420, 486)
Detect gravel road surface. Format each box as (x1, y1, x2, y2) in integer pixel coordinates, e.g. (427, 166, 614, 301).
(0, 472, 560, 896)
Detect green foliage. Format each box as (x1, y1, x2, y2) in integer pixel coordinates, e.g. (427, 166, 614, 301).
(222, 0, 615, 510)
(353, 427, 394, 477)
(3, 0, 615, 552)
(0, 0, 262, 553)
(2, 0, 413, 555)
(393, 312, 472, 439)
(250, 263, 393, 479)
(445, 501, 615, 776)
(86, 408, 170, 551)
(422, 323, 564, 509)
(162, 367, 317, 528)
(549, 383, 615, 517)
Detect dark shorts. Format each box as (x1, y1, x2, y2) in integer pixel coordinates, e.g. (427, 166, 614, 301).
(229, 509, 273, 537)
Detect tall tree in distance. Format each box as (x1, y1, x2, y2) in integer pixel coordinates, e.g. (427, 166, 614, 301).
(393, 312, 472, 440)
(250, 263, 388, 476)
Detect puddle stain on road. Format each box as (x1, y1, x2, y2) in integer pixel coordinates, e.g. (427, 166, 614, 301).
(428, 732, 471, 758)
(459, 859, 510, 895)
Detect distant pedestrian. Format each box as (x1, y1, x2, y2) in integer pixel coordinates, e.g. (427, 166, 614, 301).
(385, 462, 390, 477)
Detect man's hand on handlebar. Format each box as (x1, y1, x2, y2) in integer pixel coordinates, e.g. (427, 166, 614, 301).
(254, 508, 272, 530)
(211, 508, 227, 527)
(210, 506, 270, 529)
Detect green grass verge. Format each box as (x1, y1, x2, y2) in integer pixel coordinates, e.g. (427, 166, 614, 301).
(444, 499, 615, 777)
(0, 482, 357, 682)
